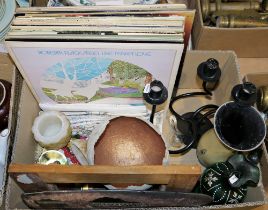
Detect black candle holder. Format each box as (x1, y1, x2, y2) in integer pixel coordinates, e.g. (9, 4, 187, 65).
(169, 58, 221, 154)
(143, 80, 168, 123)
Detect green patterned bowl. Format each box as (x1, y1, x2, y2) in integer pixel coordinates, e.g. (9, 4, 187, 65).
(200, 161, 247, 204)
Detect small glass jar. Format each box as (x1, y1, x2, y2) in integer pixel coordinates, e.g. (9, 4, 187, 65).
(0, 79, 12, 131)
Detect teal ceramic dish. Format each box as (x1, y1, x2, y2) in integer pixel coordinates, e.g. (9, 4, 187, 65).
(0, 0, 16, 41)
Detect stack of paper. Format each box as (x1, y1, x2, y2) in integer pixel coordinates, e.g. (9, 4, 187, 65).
(47, 0, 160, 6)
(7, 4, 191, 43)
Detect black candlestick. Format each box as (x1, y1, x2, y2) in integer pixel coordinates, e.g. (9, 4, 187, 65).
(143, 80, 168, 124)
(231, 82, 257, 106)
(168, 58, 222, 154)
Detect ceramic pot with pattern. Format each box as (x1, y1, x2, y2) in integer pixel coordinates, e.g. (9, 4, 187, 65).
(200, 161, 247, 204)
(200, 151, 261, 204)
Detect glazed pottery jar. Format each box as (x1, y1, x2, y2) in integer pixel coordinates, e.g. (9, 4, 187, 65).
(196, 129, 235, 167)
(214, 83, 266, 152)
(214, 101, 266, 152)
(200, 151, 261, 204)
(0, 79, 11, 131)
(200, 161, 247, 204)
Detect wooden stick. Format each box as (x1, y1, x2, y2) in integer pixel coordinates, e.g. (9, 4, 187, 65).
(9, 164, 201, 192)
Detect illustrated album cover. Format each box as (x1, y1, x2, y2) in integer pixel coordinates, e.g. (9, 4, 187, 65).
(6, 41, 184, 114)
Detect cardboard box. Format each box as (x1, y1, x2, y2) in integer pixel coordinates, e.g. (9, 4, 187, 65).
(244, 73, 268, 194)
(164, 51, 268, 209)
(0, 53, 22, 206)
(238, 58, 268, 77)
(190, 0, 268, 58)
(4, 50, 268, 209)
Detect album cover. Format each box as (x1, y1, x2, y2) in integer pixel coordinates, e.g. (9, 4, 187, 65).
(6, 41, 183, 114)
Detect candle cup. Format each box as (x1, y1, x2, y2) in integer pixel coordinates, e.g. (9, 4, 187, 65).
(32, 111, 72, 150)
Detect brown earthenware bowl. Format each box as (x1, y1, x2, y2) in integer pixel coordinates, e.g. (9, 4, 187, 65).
(94, 116, 167, 189)
(94, 116, 166, 166)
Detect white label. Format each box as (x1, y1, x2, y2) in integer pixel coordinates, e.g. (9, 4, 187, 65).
(143, 83, 151, 94)
(95, 0, 124, 5)
(17, 174, 33, 184)
(229, 174, 239, 184)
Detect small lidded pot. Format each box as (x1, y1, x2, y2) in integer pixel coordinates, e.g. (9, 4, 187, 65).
(0, 79, 12, 131)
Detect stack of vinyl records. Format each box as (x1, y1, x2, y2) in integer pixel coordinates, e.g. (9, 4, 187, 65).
(6, 4, 194, 43)
(47, 0, 161, 7)
(0, 0, 16, 41)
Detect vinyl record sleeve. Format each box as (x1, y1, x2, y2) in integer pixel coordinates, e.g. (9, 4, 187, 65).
(6, 41, 184, 114)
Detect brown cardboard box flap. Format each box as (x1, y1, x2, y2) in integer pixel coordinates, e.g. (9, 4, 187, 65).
(191, 0, 268, 58)
(244, 72, 268, 195)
